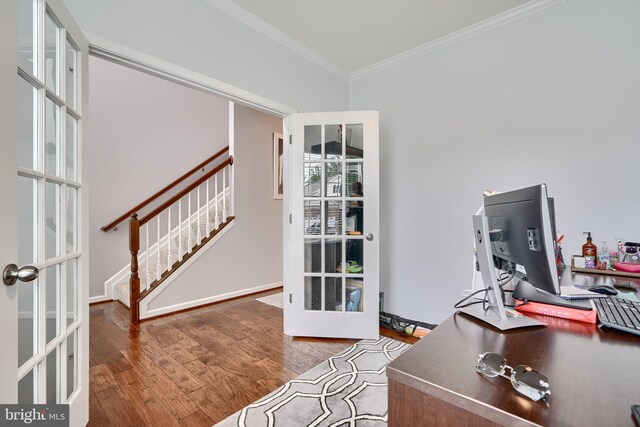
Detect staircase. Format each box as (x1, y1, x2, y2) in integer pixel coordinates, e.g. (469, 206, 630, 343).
(101, 147, 234, 323)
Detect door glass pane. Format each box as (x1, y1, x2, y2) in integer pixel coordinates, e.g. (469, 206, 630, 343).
(66, 258, 77, 326)
(45, 182, 60, 259)
(346, 163, 364, 197)
(325, 201, 342, 235)
(18, 76, 37, 170)
(18, 176, 38, 266)
(304, 125, 321, 161)
(304, 277, 321, 311)
(326, 238, 342, 274)
(67, 331, 77, 399)
(45, 98, 59, 176)
(304, 239, 321, 273)
(304, 200, 321, 235)
(18, 0, 36, 73)
(66, 114, 77, 181)
(66, 187, 77, 252)
(65, 39, 78, 109)
(303, 163, 321, 197)
(346, 240, 364, 274)
(346, 279, 364, 312)
(46, 349, 58, 403)
(346, 201, 364, 235)
(45, 14, 59, 94)
(345, 124, 363, 159)
(18, 279, 37, 366)
(325, 163, 342, 197)
(325, 278, 342, 312)
(46, 265, 60, 344)
(18, 370, 35, 404)
(324, 124, 342, 160)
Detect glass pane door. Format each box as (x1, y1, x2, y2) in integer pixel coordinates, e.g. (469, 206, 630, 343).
(285, 111, 379, 339)
(16, 0, 83, 407)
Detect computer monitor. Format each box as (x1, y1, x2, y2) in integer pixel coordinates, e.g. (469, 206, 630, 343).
(483, 184, 560, 295)
(457, 184, 557, 330)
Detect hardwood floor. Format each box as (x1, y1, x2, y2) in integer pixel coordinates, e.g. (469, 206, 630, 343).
(89, 289, 416, 426)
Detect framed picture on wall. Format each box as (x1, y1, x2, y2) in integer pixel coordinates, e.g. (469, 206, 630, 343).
(273, 132, 284, 200)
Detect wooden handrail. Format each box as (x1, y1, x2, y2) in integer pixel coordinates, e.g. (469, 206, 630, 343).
(101, 146, 230, 232)
(139, 156, 233, 226)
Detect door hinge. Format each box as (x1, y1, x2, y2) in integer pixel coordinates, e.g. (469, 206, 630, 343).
(289, 135, 292, 145)
(289, 214, 292, 224)
(289, 293, 292, 304)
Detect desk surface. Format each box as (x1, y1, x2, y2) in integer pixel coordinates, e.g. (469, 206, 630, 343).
(387, 275, 640, 426)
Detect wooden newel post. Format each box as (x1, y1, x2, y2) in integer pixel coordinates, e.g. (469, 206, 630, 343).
(129, 213, 141, 324)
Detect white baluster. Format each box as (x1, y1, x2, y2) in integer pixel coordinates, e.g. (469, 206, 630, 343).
(214, 174, 220, 229)
(206, 179, 211, 236)
(197, 184, 202, 244)
(229, 165, 236, 216)
(156, 216, 161, 281)
(222, 167, 228, 223)
(167, 206, 172, 271)
(145, 223, 150, 289)
(178, 197, 183, 261)
(188, 192, 193, 252)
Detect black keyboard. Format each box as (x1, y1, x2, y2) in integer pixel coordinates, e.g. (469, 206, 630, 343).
(593, 297, 640, 336)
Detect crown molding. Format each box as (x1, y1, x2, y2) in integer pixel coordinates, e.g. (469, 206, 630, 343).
(205, 0, 350, 81)
(350, 0, 568, 82)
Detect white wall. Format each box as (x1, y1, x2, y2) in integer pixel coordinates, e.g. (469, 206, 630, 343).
(88, 56, 230, 298)
(63, 0, 348, 113)
(349, 0, 640, 323)
(148, 103, 283, 309)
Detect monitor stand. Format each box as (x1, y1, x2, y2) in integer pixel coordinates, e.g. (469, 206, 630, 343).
(458, 215, 546, 331)
(512, 281, 593, 311)
(457, 304, 545, 330)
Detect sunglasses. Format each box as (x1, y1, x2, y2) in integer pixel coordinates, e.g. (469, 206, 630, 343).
(476, 352, 551, 401)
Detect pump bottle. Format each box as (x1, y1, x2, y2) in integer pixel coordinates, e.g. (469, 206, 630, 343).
(582, 232, 597, 268)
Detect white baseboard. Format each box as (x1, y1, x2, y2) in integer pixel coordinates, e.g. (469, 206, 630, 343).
(89, 295, 112, 304)
(140, 281, 282, 319)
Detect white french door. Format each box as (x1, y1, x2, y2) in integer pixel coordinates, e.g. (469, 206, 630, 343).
(284, 111, 379, 339)
(0, 1, 88, 425)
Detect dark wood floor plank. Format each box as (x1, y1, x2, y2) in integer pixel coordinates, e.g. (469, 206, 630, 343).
(115, 369, 183, 427)
(179, 409, 215, 427)
(97, 385, 148, 427)
(255, 357, 300, 384)
(144, 372, 201, 420)
(88, 385, 111, 427)
(89, 364, 118, 393)
(89, 289, 414, 426)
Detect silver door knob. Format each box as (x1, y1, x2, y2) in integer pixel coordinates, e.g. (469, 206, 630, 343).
(3, 264, 39, 286)
(366, 233, 374, 241)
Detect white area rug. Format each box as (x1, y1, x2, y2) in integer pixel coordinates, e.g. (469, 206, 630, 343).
(256, 292, 283, 309)
(215, 337, 410, 427)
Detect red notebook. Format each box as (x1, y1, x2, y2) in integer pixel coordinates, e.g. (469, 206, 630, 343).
(514, 300, 597, 324)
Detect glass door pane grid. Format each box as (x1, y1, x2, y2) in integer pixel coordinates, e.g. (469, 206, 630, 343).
(17, 0, 82, 405)
(339, 125, 346, 313)
(17, 0, 37, 77)
(303, 124, 346, 313)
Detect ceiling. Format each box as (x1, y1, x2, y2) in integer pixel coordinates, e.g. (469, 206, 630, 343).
(227, 0, 530, 73)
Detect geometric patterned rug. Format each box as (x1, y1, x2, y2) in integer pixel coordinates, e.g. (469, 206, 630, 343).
(215, 337, 411, 427)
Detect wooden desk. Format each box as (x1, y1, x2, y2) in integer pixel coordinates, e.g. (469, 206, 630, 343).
(387, 282, 640, 426)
